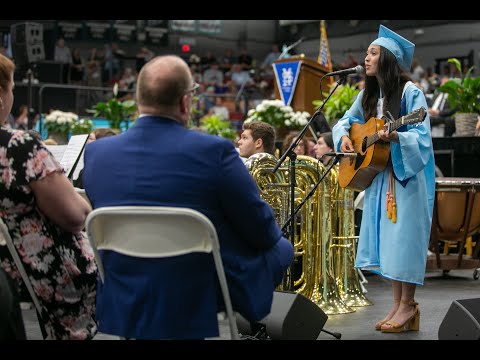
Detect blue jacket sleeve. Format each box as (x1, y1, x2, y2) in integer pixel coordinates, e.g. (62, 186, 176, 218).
(216, 140, 284, 250)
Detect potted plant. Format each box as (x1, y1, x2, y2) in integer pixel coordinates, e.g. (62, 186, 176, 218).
(71, 118, 94, 135)
(436, 58, 480, 136)
(88, 83, 138, 130)
(313, 82, 360, 127)
(243, 99, 310, 139)
(43, 110, 77, 144)
(198, 114, 237, 141)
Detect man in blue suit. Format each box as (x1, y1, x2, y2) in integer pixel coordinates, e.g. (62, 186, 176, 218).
(82, 55, 294, 340)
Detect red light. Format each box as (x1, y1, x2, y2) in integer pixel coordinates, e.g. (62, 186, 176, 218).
(181, 44, 191, 52)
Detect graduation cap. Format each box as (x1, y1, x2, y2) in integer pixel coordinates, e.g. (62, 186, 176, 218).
(371, 25, 415, 72)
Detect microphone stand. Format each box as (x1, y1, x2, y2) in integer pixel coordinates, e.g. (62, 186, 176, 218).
(272, 74, 348, 291)
(280, 155, 340, 233)
(26, 66, 34, 130)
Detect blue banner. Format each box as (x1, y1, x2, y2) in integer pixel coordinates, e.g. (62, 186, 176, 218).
(273, 61, 301, 106)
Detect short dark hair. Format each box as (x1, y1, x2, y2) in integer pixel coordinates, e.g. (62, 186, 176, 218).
(242, 121, 276, 154)
(94, 128, 117, 139)
(320, 132, 334, 149)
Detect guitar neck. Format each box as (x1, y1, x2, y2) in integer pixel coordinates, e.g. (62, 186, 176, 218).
(365, 117, 404, 148)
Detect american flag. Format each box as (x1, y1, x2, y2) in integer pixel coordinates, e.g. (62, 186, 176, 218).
(318, 20, 332, 72)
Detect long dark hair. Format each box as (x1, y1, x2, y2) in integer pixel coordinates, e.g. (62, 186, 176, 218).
(362, 47, 412, 120)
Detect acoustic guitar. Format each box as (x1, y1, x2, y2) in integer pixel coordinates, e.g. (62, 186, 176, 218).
(338, 107, 427, 191)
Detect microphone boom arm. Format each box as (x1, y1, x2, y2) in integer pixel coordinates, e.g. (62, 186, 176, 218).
(272, 75, 347, 174)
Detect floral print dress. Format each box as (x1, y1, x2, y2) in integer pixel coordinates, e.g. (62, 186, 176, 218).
(0, 128, 97, 340)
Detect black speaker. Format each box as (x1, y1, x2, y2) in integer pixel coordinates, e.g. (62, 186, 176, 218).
(10, 22, 45, 67)
(438, 298, 480, 340)
(237, 291, 328, 340)
(10, 22, 43, 45)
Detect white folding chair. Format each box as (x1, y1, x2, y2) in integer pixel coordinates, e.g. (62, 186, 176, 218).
(85, 206, 239, 340)
(0, 219, 46, 337)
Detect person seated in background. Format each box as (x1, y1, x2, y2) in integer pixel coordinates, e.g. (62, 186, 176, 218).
(310, 110, 331, 139)
(313, 131, 335, 165)
(202, 97, 230, 121)
(428, 79, 456, 137)
(14, 105, 28, 130)
(0, 53, 97, 340)
(87, 127, 118, 143)
(261, 44, 281, 75)
(305, 136, 317, 158)
(82, 55, 294, 340)
(281, 132, 308, 157)
(73, 128, 118, 189)
(237, 120, 276, 159)
(43, 138, 58, 145)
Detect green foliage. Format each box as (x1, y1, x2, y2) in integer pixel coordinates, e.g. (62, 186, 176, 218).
(71, 118, 94, 135)
(88, 84, 137, 129)
(436, 58, 480, 114)
(199, 114, 237, 140)
(88, 98, 137, 129)
(313, 83, 360, 125)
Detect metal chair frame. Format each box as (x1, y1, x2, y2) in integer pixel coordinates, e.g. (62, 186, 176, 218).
(85, 206, 239, 340)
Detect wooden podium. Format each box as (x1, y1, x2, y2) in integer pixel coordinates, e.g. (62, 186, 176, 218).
(273, 56, 331, 116)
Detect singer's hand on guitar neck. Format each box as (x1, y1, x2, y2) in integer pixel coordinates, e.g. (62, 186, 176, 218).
(377, 129, 399, 143)
(340, 135, 355, 153)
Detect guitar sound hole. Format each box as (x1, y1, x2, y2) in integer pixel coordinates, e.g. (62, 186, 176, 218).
(361, 137, 367, 152)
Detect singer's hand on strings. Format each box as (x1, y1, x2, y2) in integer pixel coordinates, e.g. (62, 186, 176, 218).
(340, 135, 354, 152)
(377, 129, 399, 143)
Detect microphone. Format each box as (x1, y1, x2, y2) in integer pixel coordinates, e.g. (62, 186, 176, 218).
(325, 65, 364, 77)
(325, 152, 357, 158)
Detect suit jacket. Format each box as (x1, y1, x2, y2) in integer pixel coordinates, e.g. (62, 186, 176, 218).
(83, 116, 293, 339)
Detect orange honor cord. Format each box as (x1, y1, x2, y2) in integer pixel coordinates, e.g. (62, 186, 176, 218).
(386, 165, 397, 223)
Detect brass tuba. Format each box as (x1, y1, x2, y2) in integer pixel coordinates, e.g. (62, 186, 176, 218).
(245, 152, 290, 226)
(330, 166, 373, 308)
(300, 158, 354, 315)
(284, 156, 354, 314)
(246, 153, 355, 314)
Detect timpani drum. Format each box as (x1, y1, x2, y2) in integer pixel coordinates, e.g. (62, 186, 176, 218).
(428, 177, 480, 275)
(434, 178, 480, 237)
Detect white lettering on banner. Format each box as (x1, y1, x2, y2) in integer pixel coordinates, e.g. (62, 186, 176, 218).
(282, 67, 294, 88)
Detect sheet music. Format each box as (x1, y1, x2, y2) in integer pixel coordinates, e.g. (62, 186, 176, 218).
(59, 134, 89, 178)
(46, 145, 68, 163)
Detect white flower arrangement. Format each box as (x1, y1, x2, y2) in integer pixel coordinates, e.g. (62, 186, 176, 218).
(244, 99, 310, 130)
(44, 110, 78, 134)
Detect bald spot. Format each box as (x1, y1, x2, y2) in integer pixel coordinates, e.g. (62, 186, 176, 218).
(137, 55, 191, 109)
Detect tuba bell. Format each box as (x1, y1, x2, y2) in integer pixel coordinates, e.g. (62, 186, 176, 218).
(330, 166, 373, 308)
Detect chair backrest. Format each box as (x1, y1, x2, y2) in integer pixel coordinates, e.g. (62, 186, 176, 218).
(85, 206, 239, 340)
(0, 219, 44, 324)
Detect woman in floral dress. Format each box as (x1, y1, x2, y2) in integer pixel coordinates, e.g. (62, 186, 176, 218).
(0, 53, 97, 339)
